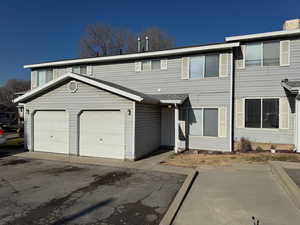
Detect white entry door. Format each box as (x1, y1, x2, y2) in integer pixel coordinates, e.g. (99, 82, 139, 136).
(79, 111, 125, 159)
(34, 111, 69, 154)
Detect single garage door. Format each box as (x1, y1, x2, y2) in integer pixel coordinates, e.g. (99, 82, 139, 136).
(34, 111, 69, 154)
(79, 111, 124, 159)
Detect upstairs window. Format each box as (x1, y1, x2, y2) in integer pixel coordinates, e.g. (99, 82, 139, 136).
(189, 54, 219, 78)
(245, 43, 262, 66)
(37, 69, 53, 86)
(263, 41, 280, 66)
(72, 65, 87, 74)
(151, 59, 161, 70)
(245, 41, 280, 67)
(245, 98, 279, 128)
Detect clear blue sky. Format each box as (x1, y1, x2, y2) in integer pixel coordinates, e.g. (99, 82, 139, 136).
(0, 0, 299, 85)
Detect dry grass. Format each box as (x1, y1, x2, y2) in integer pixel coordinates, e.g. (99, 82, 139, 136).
(161, 151, 300, 168)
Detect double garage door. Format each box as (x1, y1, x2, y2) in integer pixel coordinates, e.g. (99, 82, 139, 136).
(33, 110, 125, 159)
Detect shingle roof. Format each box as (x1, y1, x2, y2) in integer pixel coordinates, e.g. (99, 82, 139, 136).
(150, 93, 189, 102)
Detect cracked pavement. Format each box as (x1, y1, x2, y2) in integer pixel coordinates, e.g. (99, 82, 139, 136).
(0, 156, 185, 225)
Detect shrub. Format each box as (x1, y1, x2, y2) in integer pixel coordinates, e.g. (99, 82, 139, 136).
(239, 137, 252, 152)
(256, 146, 264, 152)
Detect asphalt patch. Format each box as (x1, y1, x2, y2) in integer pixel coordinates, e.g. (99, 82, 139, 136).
(39, 166, 88, 176)
(2, 159, 29, 166)
(4, 171, 132, 225)
(102, 200, 161, 225)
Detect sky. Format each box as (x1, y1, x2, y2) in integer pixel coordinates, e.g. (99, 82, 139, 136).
(0, 0, 299, 85)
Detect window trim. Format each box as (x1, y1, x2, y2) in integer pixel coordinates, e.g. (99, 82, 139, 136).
(188, 107, 219, 138)
(72, 65, 87, 75)
(245, 41, 280, 67)
(189, 54, 220, 79)
(244, 97, 280, 129)
(37, 69, 53, 87)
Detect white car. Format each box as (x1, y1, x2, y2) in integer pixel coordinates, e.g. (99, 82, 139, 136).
(0, 126, 6, 144)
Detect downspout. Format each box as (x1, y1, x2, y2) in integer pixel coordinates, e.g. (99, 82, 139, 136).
(230, 50, 234, 152)
(174, 104, 179, 153)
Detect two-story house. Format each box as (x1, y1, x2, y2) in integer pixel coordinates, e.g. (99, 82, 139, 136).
(14, 19, 300, 160)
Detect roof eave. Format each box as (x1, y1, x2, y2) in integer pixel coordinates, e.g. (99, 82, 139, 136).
(24, 42, 240, 69)
(13, 73, 144, 103)
(281, 81, 299, 94)
(226, 29, 300, 42)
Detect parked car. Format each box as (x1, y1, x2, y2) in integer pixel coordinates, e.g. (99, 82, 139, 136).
(0, 125, 7, 144)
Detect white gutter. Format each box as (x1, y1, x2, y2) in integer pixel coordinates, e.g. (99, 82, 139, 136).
(24, 42, 240, 69)
(226, 29, 300, 42)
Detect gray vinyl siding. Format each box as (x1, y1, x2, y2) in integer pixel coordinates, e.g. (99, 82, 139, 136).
(234, 37, 300, 145)
(135, 103, 161, 159)
(181, 93, 231, 151)
(30, 51, 233, 152)
(24, 80, 135, 159)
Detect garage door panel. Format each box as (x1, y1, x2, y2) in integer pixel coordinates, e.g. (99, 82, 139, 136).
(80, 111, 124, 159)
(34, 111, 69, 154)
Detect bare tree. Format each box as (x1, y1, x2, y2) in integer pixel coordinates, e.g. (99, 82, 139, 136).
(80, 22, 175, 57)
(0, 79, 30, 112)
(80, 22, 133, 57)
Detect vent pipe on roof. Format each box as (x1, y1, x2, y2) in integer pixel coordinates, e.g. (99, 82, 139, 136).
(145, 36, 149, 51)
(137, 37, 141, 53)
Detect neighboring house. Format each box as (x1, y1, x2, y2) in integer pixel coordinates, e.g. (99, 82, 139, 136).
(14, 19, 300, 160)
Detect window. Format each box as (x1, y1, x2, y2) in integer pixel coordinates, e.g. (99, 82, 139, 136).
(190, 56, 204, 78)
(37, 69, 53, 86)
(263, 41, 280, 66)
(205, 54, 219, 77)
(245, 43, 262, 67)
(72, 65, 87, 74)
(151, 59, 161, 70)
(189, 108, 218, 137)
(141, 60, 151, 71)
(245, 41, 280, 67)
(189, 54, 219, 78)
(245, 98, 279, 128)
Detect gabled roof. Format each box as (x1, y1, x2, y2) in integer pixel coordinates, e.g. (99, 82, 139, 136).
(23, 42, 240, 69)
(13, 73, 189, 105)
(226, 28, 300, 42)
(13, 73, 157, 104)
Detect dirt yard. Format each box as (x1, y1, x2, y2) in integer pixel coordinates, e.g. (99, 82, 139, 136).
(161, 151, 300, 168)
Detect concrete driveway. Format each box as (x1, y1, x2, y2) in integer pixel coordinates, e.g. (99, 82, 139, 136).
(0, 156, 185, 225)
(173, 164, 300, 225)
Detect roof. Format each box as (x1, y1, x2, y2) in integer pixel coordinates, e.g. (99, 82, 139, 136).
(150, 93, 188, 104)
(281, 79, 300, 93)
(23, 42, 240, 69)
(13, 73, 188, 105)
(226, 28, 300, 42)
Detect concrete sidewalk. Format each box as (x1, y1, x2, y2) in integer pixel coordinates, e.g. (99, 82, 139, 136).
(173, 164, 300, 225)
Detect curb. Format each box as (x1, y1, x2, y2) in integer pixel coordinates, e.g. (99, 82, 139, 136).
(269, 161, 300, 209)
(159, 170, 198, 225)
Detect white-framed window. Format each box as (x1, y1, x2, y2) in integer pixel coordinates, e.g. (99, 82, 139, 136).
(37, 69, 53, 86)
(72, 65, 87, 74)
(151, 59, 161, 70)
(135, 59, 167, 72)
(245, 98, 279, 128)
(189, 54, 219, 78)
(189, 108, 219, 137)
(245, 41, 280, 67)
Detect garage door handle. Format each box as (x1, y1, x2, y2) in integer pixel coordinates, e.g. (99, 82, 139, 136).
(99, 138, 103, 143)
(50, 135, 54, 138)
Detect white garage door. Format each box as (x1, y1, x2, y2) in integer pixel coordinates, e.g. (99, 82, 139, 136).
(79, 111, 124, 159)
(34, 111, 69, 154)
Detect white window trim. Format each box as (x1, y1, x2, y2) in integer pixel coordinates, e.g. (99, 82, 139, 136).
(244, 97, 280, 130)
(189, 54, 226, 80)
(245, 41, 281, 68)
(188, 107, 220, 138)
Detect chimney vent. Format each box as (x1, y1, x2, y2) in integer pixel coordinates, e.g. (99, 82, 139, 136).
(137, 37, 141, 53)
(283, 19, 300, 30)
(145, 36, 149, 52)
